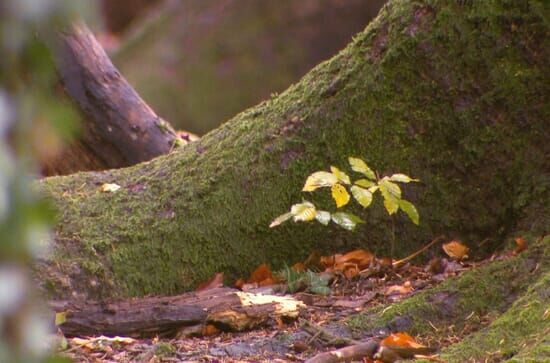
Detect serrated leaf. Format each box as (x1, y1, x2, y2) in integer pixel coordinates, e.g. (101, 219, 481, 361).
(330, 166, 351, 184)
(389, 173, 419, 183)
(331, 184, 350, 208)
(315, 210, 331, 225)
(355, 178, 375, 188)
(291, 202, 317, 222)
(55, 312, 66, 326)
(348, 157, 376, 180)
(399, 199, 419, 225)
(302, 171, 338, 191)
(269, 212, 293, 228)
(331, 212, 364, 231)
(351, 185, 373, 208)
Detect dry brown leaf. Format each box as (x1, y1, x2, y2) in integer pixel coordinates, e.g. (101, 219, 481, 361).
(320, 254, 341, 268)
(234, 278, 245, 289)
(442, 240, 469, 260)
(335, 249, 374, 269)
(385, 281, 413, 296)
(202, 324, 219, 336)
(343, 264, 360, 279)
(514, 237, 527, 255)
(196, 272, 224, 291)
(381, 332, 424, 348)
(249, 263, 278, 286)
(292, 262, 306, 272)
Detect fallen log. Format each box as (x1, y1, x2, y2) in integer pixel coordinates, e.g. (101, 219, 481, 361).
(43, 22, 179, 176)
(53, 287, 305, 338)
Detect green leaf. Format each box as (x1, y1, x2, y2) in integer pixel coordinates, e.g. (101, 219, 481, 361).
(355, 178, 375, 188)
(348, 157, 376, 180)
(330, 166, 351, 184)
(55, 312, 66, 326)
(302, 171, 338, 191)
(315, 210, 331, 225)
(389, 173, 419, 183)
(331, 212, 364, 231)
(351, 185, 373, 208)
(399, 199, 420, 225)
(331, 183, 350, 208)
(269, 212, 293, 228)
(291, 201, 317, 222)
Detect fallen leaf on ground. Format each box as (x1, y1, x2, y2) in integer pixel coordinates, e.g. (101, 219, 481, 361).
(385, 281, 413, 296)
(442, 240, 469, 260)
(378, 332, 435, 360)
(334, 249, 374, 270)
(249, 263, 277, 286)
(514, 237, 527, 255)
(100, 183, 121, 193)
(196, 272, 224, 291)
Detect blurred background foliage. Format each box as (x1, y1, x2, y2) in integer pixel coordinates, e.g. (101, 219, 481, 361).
(0, 1, 94, 361)
(99, 0, 386, 135)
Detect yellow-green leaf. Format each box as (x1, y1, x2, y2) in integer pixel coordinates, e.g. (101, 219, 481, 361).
(380, 177, 402, 198)
(383, 197, 399, 215)
(55, 312, 66, 326)
(331, 184, 350, 208)
(302, 171, 338, 191)
(330, 166, 351, 184)
(399, 199, 420, 225)
(291, 202, 317, 222)
(351, 185, 373, 208)
(355, 178, 375, 188)
(348, 157, 376, 180)
(389, 173, 419, 183)
(269, 212, 293, 228)
(379, 181, 400, 215)
(315, 210, 331, 225)
(331, 212, 364, 231)
(368, 185, 379, 193)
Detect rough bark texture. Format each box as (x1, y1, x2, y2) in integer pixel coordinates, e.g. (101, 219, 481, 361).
(43, 22, 178, 176)
(113, 0, 386, 134)
(37, 0, 548, 303)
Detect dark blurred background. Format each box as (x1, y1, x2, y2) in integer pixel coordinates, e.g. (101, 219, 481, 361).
(96, 0, 386, 134)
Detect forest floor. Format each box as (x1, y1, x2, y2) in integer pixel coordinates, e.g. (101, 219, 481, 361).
(57, 238, 522, 363)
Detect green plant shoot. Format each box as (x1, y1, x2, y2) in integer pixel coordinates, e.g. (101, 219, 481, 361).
(270, 157, 420, 231)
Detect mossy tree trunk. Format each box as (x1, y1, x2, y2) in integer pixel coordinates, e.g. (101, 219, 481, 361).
(38, 0, 548, 300)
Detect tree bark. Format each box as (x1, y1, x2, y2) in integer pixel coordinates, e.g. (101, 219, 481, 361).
(42, 22, 178, 176)
(37, 0, 548, 300)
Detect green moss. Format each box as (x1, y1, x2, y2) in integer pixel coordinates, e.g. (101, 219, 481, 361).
(38, 0, 548, 298)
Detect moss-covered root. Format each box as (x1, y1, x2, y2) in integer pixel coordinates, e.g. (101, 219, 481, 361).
(440, 268, 550, 362)
(347, 236, 549, 362)
(38, 0, 549, 299)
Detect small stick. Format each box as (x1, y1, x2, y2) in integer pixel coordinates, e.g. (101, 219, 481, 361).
(392, 235, 445, 268)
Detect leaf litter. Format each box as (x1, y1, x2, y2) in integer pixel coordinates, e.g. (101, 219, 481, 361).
(59, 237, 527, 362)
